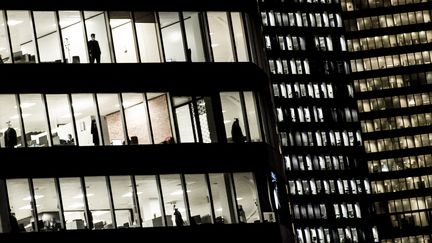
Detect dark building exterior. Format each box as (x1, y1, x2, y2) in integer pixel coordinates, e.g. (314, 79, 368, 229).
(341, 0, 432, 242)
(0, 1, 290, 242)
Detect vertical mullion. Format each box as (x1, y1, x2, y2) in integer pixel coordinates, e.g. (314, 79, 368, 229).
(198, 12, 212, 62)
(2, 10, 14, 64)
(165, 93, 177, 143)
(29, 11, 40, 63)
(80, 177, 93, 230)
(203, 12, 215, 62)
(54, 177, 66, 230)
(28, 179, 40, 232)
(143, 93, 155, 144)
(155, 12, 167, 62)
(118, 93, 130, 145)
(225, 173, 239, 224)
(15, 94, 27, 147)
(254, 91, 266, 143)
(191, 97, 203, 143)
(130, 11, 142, 63)
(187, 103, 198, 143)
(130, 175, 143, 227)
(93, 93, 106, 146)
(42, 94, 54, 147)
(240, 12, 253, 62)
(67, 94, 80, 146)
(178, 12, 190, 62)
(180, 174, 191, 225)
(80, 11, 90, 63)
(105, 176, 117, 228)
(205, 174, 216, 224)
(155, 175, 167, 226)
(105, 11, 116, 63)
(170, 97, 182, 143)
(54, 11, 67, 63)
(226, 12, 238, 62)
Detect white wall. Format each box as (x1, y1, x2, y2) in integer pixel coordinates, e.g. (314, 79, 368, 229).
(38, 33, 62, 62)
(135, 23, 161, 62)
(111, 22, 137, 63)
(62, 23, 88, 63)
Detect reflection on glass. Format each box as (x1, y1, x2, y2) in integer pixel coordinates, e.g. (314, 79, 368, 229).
(147, 93, 173, 144)
(244, 92, 261, 142)
(84, 11, 112, 63)
(7, 11, 37, 63)
(33, 11, 63, 63)
(209, 173, 234, 224)
(6, 179, 34, 232)
(109, 11, 138, 63)
(135, 175, 163, 227)
(46, 95, 76, 146)
(184, 12, 205, 62)
(84, 176, 113, 230)
(159, 12, 185, 62)
(59, 11, 88, 63)
(0, 11, 12, 63)
(122, 93, 151, 145)
(207, 12, 234, 62)
(220, 92, 246, 143)
(231, 12, 249, 62)
(160, 174, 187, 226)
(233, 172, 260, 223)
(110, 176, 139, 228)
(71, 94, 102, 146)
(173, 97, 196, 143)
(19, 94, 50, 147)
(0, 94, 24, 148)
(33, 178, 62, 231)
(134, 12, 161, 63)
(185, 174, 213, 225)
(59, 177, 87, 230)
(96, 94, 126, 145)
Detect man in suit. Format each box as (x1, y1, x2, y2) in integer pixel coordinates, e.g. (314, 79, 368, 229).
(88, 33, 101, 63)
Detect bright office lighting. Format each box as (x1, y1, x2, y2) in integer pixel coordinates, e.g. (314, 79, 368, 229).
(236, 197, 243, 201)
(223, 120, 231, 124)
(7, 20, 22, 26)
(211, 43, 219, 48)
(10, 114, 32, 119)
(22, 195, 44, 201)
(69, 203, 84, 209)
(19, 205, 39, 210)
(169, 32, 182, 42)
(121, 191, 143, 198)
(73, 193, 94, 199)
(14, 103, 36, 109)
(170, 189, 191, 196)
(216, 208, 223, 212)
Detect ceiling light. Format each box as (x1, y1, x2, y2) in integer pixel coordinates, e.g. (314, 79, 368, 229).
(22, 195, 44, 201)
(121, 191, 143, 197)
(223, 120, 231, 124)
(216, 208, 223, 212)
(170, 189, 191, 196)
(211, 43, 219, 48)
(236, 197, 243, 201)
(69, 203, 84, 209)
(73, 193, 94, 199)
(8, 20, 22, 26)
(10, 114, 32, 119)
(14, 103, 36, 109)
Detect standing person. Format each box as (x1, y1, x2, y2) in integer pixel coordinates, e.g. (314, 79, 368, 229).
(231, 118, 245, 143)
(88, 33, 101, 64)
(4, 121, 17, 148)
(173, 206, 184, 226)
(238, 205, 247, 223)
(9, 208, 20, 233)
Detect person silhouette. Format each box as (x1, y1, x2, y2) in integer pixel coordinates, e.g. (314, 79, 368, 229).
(9, 208, 19, 233)
(238, 205, 247, 223)
(88, 33, 101, 64)
(231, 118, 245, 143)
(4, 121, 17, 148)
(173, 206, 184, 226)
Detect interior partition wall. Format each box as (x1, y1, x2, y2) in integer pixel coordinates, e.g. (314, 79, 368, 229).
(0, 10, 253, 64)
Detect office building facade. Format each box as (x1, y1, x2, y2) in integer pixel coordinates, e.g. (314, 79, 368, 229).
(341, 0, 432, 242)
(0, 1, 289, 242)
(259, 0, 375, 242)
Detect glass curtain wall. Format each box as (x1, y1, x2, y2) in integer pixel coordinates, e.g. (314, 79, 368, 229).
(0, 10, 250, 64)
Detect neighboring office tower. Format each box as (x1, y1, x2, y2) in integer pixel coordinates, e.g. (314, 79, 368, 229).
(342, 0, 432, 242)
(258, 0, 375, 242)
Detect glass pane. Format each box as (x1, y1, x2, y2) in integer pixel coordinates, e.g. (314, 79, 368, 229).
(185, 174, 213, 225)
(0, 11, 12, 63)
(7, 11, 37, 63)
(0, 94, 24, 148)
(59, 11, 88, 63)
(122, 93, 151, 145)
(110, 176, 139, 228)
(109, 11, 137, 63)
(233, 172, 261, 223)
(7, 179, 34, 232)
(84, 176, 113, 230)
(46, 94, 76, 146)
(207, 12, 234, 62)
(244, 92, 261, 142)
(59, 177, 87, 230)
(96, 93, 126, 145)
(71, 94, 102, 146)
(134, 12, 161, 63)
(220, 92, 246, 143)
(160, 174, 187, 226)
(147, 93, 173, 144)
(33, 11, 63, 63)
(195, 97, 218, 143)
(19, 94, 50, 147)
(209, 173, 235, 224)
(33, 178, 62, 231)
(135, 175, 163, 227)
(84, 11, 112, 63)
(159, 12, 185, 62)
(231, 12, 249, 62)
(183, 12, 205, 62)
(173, 97, 196, 143)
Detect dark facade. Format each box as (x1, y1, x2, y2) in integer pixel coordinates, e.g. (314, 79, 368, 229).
(341, 0, 432, 242)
